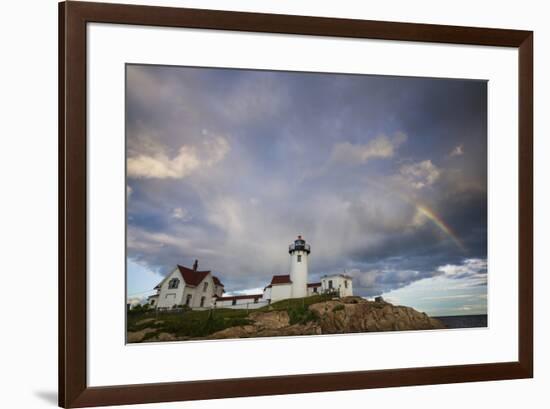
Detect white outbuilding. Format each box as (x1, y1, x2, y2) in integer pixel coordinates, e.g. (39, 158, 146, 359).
(262, 274, 293, 303)
(214, 294, 265, 309)
(320, 274, 354, 298)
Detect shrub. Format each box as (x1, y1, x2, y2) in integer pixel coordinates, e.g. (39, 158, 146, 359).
(332, 304, 345, 312)
(288, 304, 318, 325)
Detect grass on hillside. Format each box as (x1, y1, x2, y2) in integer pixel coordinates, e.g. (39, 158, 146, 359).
(127, 308, 252, 341)
(127, 294, 335, 342)
(261, 293, 333, 325)
(260, 293, 333, 311)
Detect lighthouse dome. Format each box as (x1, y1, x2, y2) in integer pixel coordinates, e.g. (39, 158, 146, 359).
(289, 235, 311, 254)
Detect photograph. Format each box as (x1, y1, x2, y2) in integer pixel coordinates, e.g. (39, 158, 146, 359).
(125, 64, 488, 343)
(0, 0, 541, 407)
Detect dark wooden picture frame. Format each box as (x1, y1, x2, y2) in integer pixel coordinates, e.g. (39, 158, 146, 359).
(59, 1, 533, 407)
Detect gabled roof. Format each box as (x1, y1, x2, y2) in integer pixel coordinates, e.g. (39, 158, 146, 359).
(307, 282, 321, 288)
(212, 276, 224, 287)
(177, 264, 211, 286)
(270, 274, 292, 285)
(215, 294, 263, 301)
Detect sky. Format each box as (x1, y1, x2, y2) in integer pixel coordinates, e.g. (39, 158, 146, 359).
(126, 64, 488, 316)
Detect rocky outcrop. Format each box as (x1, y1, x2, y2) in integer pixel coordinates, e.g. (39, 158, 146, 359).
(206, 310, 322, 339)
(206, 298, 445, 339)
(310, 297, 445, 333)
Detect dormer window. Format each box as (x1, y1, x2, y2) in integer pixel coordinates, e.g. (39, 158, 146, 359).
(168, 278, 179, 289)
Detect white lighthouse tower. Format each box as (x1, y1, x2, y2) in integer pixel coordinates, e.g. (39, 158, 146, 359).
(288, 235, 310, 298)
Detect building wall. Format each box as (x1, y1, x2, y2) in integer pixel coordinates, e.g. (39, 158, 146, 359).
(307, 286, 321, 296)
(342, 278, 353, 297)
(156, 268, 186, 309)
(289, 250, 308, 298)
(187, 274, 216, 309)
(213, 284, 224, 298)
(148, 295, 159, 307)
(321, 276, 353, 297)
(215, 297, 266, 309)
(155, 270, 217, 309)
(270, 283, 292, 302)
(262, 286, 272, 301)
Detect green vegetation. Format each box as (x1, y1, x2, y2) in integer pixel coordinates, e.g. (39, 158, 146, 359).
(260, 294, 333, 325)
(261, 293, 333, 312)
(128, 303, 152, 313)
(332, 304, 345, 312)
(127, 308, 252, 341)
(287, 304, 318, 325)
(127, 294, 336, 342)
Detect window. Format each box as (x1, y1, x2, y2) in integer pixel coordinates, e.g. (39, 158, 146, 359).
(150, 299, 155, 305)
(254, 298, 258, 304)
(313, 287, 318, 293)
(203, 282, 208, 292)
(168, 278, 179, 289)
(297, 255, 302, 262)
(200, 296, 205, 307)
(344, 280, 348, 289)
(185, 294, 192, 306)
(328, 280, 333, 289)
(232, 299, 237, 306)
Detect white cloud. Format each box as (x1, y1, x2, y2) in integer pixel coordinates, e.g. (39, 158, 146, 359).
(127, 136, 230, 179)
(437, 258, 487, 279)
(399, 159, 440, 189)
(171, 207, 192, 221)
(202, 136, 231, 166)
(216, 74, 288, 124)
(330, 132, 407, 164)
(453, 304, 485, 312)
(205, 197, 245, 237)
(450, 144, 464, 157)
(127, 145, 200, 179)
(126, 296, 145, 306)
(422, 294, 474, 301)
(225, 287, 265, 296)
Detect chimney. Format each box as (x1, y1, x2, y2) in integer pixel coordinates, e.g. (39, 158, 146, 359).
(193, 259, 198, 272)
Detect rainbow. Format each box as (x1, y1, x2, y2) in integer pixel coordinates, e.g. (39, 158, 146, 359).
(415, 204, 467, 253)
(366, 180, 467, 253)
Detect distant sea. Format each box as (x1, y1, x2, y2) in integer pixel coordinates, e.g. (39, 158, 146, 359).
(434, 314, 488, 329)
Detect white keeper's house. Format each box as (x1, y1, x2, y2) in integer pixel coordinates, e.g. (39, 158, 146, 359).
(148, 236, 353, 310)
(147, 260, 225, 310)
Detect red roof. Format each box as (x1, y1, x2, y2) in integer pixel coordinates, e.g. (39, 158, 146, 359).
(307, 282, 321, 288)
(216, 294, 263, 301)
(177, 264, 210, 286)
(212, 276, 224, 287)
(270, 274, 292, 285)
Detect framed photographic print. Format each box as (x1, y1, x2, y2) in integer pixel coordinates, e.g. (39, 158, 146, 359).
(59, 1, 533, 407)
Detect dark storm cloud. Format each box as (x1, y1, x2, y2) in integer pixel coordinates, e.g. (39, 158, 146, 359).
(126, 64, 487, 298)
